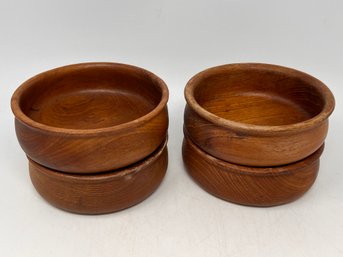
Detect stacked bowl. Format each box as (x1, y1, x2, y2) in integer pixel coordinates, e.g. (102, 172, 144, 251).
(11, 63, 169, 214)
(183, 63, 335, 206)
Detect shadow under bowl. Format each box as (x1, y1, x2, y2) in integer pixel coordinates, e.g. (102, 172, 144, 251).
(29, 138, 168, 214)
(183, 135, 323, 207)
(184, 63, 334, 166)
(12, 62, 169, 173)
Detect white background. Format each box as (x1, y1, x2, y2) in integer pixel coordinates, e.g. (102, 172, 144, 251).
(1, 0, 342, 256)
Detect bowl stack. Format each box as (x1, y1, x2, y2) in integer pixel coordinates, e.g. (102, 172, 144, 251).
(183, 63, 335, 206)
(11, 63, 169, 214)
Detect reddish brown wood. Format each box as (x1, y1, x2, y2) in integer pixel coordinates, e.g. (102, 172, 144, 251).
(12, 63, 169, 173)
(29, 139, 168, 214)
(183, 136, 323, 207)
(184, 63, 334, 166)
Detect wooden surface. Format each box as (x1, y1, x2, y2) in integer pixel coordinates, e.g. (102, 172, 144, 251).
(182, 135, 323, 207)
(2, 1, 343, 256)
(11, 63, 169, 173)
(184, 63, 335, 166)
(29, 139, 168, 214)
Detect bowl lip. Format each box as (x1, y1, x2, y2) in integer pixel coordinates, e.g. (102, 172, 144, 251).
(185, 62, 335, 135)
(29, 137, 168, 182)
(11, 62, 169, 136)
(184, 135, 323, 176)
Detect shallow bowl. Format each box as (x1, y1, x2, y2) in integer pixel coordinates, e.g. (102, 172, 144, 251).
(29, 138, 168, 214)
(183, 135, 323, 207)
(184, 63, 334, 166)
(12, 62, 168, 173)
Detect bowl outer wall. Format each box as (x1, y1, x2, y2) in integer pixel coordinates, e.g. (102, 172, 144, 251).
(184, 104, 328, 166)
(29, 138, 168, 214)
(182, 135, 323, 207)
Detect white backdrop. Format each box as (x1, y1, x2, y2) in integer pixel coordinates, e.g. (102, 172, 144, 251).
(1, 1, 342, 256)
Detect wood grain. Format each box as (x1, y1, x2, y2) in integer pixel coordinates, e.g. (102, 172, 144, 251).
(184, 63, 334, 166)
(183, 135, 323, 207)
(12, 63, 169, 173)
(29, 139, 168, 214)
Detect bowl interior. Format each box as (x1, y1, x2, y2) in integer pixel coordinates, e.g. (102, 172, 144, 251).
(192, 66, 325, 126)
(18, 64, 164, 129)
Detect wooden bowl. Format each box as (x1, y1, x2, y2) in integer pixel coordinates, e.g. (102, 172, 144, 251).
(29, 138, 168, 214)
(12, 62, 168, 173)
(183, 136, 323, 207)
(184, 63, 334, 166)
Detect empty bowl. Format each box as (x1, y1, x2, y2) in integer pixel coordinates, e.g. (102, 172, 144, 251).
(12, 62, 169, 173)
(29, 138, 168, 214)
(183, 135, 323, 207)
(184, 63, 334, 166)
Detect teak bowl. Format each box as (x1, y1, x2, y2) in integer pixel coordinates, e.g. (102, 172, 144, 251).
(183, 136, 323, 207)
(29, 138, 168, 214)
(184, 63, 334, 166)
(12, 62, 169, 173)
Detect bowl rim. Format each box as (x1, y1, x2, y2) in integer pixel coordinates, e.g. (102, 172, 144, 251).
(29, 137, 168, 182)
(184, 135, 323, 176)
(185, 63, 335, 135)
(11, 62, 169, 135)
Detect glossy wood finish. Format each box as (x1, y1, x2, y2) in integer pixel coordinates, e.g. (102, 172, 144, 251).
(12, 63, 169, 173)
(183, 136, 323, 207)
(29, 139, 168, 214)
(184, 63, 334, 166)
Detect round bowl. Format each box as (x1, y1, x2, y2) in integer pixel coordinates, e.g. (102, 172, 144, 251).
(29, 138, 168, 214)
(183, 135, 323, 207)
(184, 63, 334, 166)
(12, 62, 168, 173)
